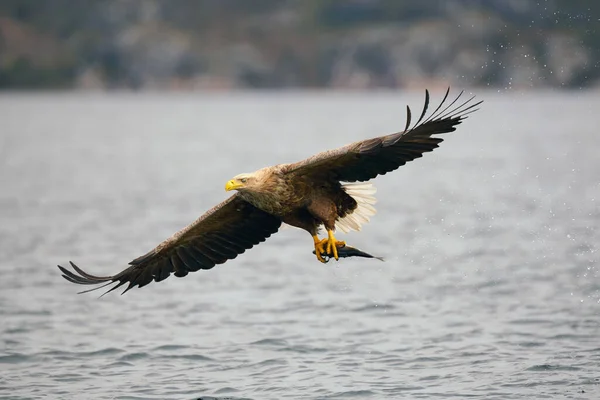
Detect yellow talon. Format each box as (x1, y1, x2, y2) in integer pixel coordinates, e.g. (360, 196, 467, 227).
(313, 235, 326, 263)
(313, 232, 346, 263)
(326, 229, 345, 261)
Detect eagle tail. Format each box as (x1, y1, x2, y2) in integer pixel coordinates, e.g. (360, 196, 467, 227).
(337, 182, 377, 233)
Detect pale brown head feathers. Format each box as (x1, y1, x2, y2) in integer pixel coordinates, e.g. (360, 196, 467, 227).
(225, 168, 272, 193)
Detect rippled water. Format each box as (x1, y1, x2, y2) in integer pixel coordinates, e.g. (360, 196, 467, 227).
(1, 90, 599, 399)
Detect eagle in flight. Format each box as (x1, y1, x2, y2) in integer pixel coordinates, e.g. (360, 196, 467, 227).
(59, 88, 481, 295)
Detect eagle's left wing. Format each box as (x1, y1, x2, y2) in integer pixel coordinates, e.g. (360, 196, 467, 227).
(58, 194, 281, 295)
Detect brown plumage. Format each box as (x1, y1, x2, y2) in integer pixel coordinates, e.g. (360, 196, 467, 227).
(58, 88, 482, 295)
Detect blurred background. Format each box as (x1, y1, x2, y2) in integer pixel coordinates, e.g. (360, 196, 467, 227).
(0, 0, 598, 91)
(2, 2, 600, 398)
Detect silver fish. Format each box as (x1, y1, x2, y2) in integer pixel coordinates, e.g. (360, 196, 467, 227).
(313, 244, 384, 263)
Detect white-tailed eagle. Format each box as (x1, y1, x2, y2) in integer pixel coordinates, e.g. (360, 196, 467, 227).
(59, 88, 481, 295)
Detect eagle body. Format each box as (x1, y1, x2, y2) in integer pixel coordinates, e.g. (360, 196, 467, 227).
(235, 166, 358, 235)
(59, 88, 482, 295)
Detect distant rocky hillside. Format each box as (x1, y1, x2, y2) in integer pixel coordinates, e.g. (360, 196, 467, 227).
(0, 0, 598, 89)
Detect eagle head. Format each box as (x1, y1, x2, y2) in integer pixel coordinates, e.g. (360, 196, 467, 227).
(225, 172, 258, 192)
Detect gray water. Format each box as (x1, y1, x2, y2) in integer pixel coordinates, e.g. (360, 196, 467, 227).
(0, 90, 599, 399)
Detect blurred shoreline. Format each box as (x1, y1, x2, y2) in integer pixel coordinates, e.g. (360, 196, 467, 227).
(1, 1, 598, 91)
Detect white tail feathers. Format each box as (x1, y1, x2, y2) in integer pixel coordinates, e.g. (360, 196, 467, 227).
(337, 182, 377, 233)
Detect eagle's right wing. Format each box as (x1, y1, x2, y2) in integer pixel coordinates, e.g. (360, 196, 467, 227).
(281, 88, 481, 182)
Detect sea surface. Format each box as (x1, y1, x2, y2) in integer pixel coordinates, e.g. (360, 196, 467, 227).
(0, 90, 599, 399)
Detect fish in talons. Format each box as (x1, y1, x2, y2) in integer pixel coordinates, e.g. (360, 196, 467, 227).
(313, 242, 384, 263)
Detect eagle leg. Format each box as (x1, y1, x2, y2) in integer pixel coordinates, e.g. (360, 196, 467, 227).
(325, 230, 345, 261)
(313, 235, 327, 263)
(312, 232, 346, 263)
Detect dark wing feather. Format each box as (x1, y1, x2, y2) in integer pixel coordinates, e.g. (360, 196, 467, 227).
(281, 88, 482, 182)
(58, 194, 281, 295)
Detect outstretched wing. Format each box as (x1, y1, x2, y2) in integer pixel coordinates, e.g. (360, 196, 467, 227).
(58, 194, 281, 295)
(281, 88, 482, 182)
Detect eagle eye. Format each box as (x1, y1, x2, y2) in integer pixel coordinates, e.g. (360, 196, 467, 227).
(240, 178, 247, 183)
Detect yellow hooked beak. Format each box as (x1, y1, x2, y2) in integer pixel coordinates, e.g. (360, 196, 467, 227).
(225, 180, 243, 191)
